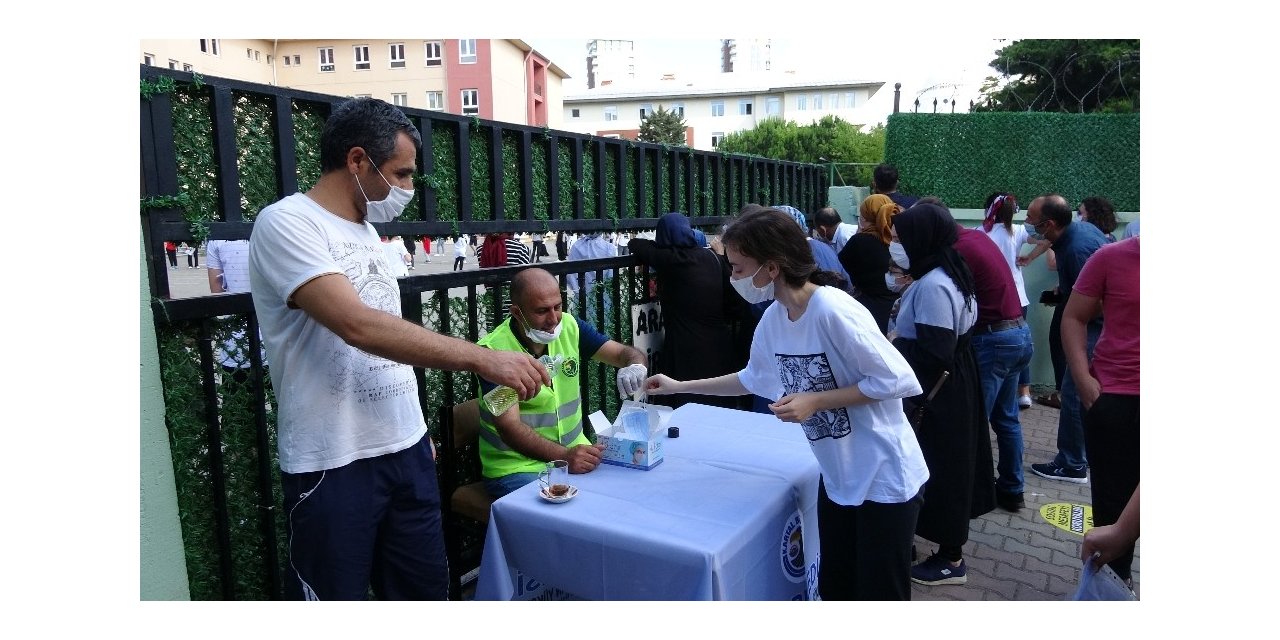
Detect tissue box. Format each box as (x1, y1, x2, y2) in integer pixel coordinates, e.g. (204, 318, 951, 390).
(588, 402, 670, 470)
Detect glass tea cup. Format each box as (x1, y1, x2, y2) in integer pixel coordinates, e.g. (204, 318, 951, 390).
(539, 459, 571, 497)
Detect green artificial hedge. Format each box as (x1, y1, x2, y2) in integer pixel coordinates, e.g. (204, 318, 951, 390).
(884, 112, 1139, 211)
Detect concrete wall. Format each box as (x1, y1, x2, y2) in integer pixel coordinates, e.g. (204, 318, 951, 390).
(139, 230, 190, 600)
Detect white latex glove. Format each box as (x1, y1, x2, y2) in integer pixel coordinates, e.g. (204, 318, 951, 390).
(616, 363, 648, 399)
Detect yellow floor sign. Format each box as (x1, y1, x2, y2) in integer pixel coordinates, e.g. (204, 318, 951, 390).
(1039, 503, 1094, 536)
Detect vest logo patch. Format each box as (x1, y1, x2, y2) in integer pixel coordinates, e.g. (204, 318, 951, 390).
(562, 357, 579, 379)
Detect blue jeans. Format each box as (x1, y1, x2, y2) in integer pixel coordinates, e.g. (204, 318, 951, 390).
(484, 471, 541, 498)
(972, 324, 1034, 494)
(1017, 305, 1032, 387)
(1053, 323, 1101, 470)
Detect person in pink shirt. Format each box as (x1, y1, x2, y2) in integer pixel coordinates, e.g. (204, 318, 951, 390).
(1062, 235, 1139, 585)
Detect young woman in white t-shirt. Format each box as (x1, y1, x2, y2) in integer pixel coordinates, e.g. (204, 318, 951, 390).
(644, 207, 929, 600)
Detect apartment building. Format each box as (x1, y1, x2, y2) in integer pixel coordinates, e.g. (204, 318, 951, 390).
(139, 39, 569, 128)
(561, 72, 885, 151)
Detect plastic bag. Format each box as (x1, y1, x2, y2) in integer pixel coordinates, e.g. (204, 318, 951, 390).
(1070, 556, 1136, 601)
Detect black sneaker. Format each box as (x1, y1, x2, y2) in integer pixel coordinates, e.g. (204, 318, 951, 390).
(997, 491, 1025, 511)
(1030, 461, 1088, 484)
(911, 554, 967, 585)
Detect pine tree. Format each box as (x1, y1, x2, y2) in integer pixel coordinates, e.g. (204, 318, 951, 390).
(637, 105, 688, 145)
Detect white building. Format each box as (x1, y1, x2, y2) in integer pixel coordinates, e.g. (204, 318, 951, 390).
(561, 72, 885, 151)
(721, 39, 771, 73)
(586, 39, 635, 89)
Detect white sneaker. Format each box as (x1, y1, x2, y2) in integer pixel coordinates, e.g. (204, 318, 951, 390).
(1018, 394, 1033, 409)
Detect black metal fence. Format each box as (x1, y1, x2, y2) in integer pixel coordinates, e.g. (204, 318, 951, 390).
(142, 65, 809, 599)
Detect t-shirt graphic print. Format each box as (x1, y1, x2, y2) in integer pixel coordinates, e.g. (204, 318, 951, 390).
(776, 352, 851, 441)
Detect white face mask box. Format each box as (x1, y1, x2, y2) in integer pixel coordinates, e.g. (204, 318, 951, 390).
(588, 401, 671, 470)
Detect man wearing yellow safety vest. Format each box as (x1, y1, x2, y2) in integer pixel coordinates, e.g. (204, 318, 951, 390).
(477, 267, 649, 498)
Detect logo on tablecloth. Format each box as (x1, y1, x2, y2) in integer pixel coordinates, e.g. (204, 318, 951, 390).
(779, 511, 805, 581)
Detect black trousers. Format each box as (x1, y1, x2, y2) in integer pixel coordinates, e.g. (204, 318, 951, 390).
(1048, 303, 1066, 390)
(817, 478, 923, 600)
(453, 256, 465, 271)
(1083, 393, 1140, 581)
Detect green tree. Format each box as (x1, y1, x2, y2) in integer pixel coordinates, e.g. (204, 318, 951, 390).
(975, 39, 1139, 113)
(718, 115, 885, 185)
(637, 105, 689, 145)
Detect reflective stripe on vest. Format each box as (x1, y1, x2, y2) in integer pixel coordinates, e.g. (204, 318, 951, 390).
(476, 315, 588, 477)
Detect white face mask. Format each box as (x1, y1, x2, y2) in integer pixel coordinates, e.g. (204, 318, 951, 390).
(888, 241, 910, 270)
(730, 264, 775, 304)
(885, 271, 907, 293)
(517, 309, 562, 344)
(356, 158, 414, 223)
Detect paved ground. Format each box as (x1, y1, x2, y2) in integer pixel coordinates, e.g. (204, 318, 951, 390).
(162, 249, 1138, 601)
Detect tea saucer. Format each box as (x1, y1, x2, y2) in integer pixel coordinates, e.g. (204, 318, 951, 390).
(539, 485, 579, 503)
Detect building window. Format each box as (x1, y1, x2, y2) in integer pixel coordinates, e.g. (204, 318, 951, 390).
(812, 94, 822, 109)
(640, 103, 653, 118)
(425, 41, 443, 66)
(246, 48, 253, 59)
(711, 132, 725, 148)
(392, 93, 408, 107)
(831, 93, 841, 109)
(765, 97, 781, 115)
(199, 39, 219, 56)
(461, 89, 479, 115)
(738, 100, 752, 115)
(353, 94, 372, 99)
(267, 54, 273, 65)
(292, 55, 300, 66)
(354, 45, 371, 70)
(284, 56, 292, 67)
(389, 43, 406, 68)
(254, 50, 261, 62)
(571, 108, 581, 118)
(796, 95, 807, 110)
(427, 91, 444, 110)
(670, 103, 685, 117)
(604, 105, 618, 121)
(319, 47, 335, 72)
(183, 63, 193, 72)
(169, 59, 179, 70)
(710, 101, 725, 117)
(845, 91, 857, 108)
(143, 53, 154, 66)
(459, 39, 477, 64)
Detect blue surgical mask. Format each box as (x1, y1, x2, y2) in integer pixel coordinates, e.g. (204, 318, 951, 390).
(1024, 222, 1044, 240)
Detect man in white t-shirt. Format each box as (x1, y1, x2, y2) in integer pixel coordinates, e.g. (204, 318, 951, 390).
(248, 98, 550, 601)
(812, 206, 858, 254)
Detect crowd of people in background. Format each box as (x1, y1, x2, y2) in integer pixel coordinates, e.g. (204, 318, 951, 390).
(172, 96, 1138, 603)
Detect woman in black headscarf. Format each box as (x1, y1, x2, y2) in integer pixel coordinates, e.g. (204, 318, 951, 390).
(889, 202, 995, 587)
(628, 212, 740, 409)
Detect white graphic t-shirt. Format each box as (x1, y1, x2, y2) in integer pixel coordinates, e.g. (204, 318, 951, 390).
(737, 286, 929, 506)
(249, 193, 426, 474)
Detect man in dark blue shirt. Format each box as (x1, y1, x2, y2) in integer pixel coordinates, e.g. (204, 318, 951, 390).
(1024, 194, 1107, 483)
(873, 163, 919, 210)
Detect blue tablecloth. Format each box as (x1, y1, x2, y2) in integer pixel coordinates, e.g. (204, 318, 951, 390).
(474, 403, 822, 600)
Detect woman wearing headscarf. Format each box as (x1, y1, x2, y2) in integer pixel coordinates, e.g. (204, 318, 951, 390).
(628, 212, 740, 409)
(890, 202, 995, 587)
(839, 194, 902, 334)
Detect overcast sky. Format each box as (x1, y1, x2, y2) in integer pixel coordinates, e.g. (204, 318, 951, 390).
(526, 37, 1007, 125)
